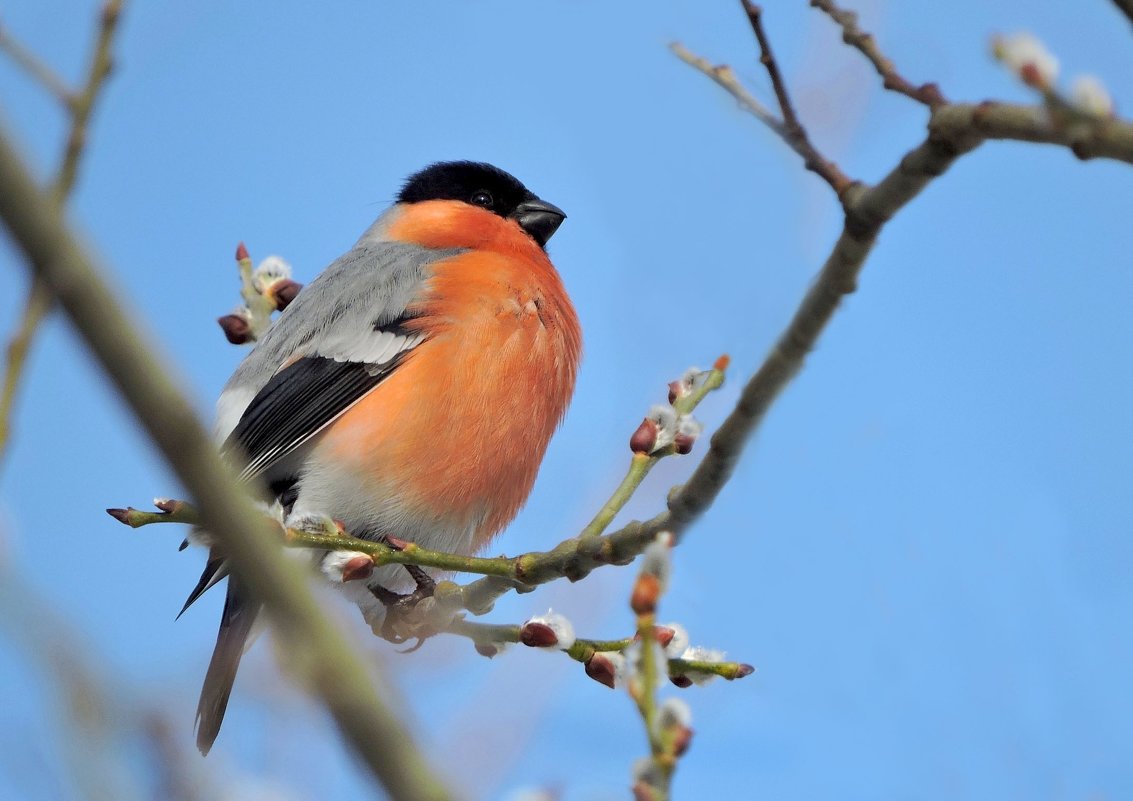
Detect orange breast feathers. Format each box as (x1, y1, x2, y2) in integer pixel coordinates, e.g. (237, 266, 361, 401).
(317, 200, 582, 546)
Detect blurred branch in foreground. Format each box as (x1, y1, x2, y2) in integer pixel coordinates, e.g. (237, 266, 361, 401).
(0, 126, 451, 801)
(0, 550, 140, 801)
(0, 0, 125, 469)
(1113, 1, 1133, 28)
(108, 358, 729, 624)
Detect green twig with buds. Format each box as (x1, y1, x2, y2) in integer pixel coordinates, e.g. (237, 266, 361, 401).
(110, 356, 731, 617)
(444, 616, 754, 685)
(626, 536, 689, 801)
(217, 244, 303, 345)
(580, 358, 728, 539)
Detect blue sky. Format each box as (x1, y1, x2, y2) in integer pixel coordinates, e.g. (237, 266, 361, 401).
(1, 1, 1132, 799)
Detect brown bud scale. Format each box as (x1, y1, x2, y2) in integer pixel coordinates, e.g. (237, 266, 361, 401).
(271, 279, 302, 311)
(106, 507, 132, 524)
(629, 418, 658, 454)
(218, 313, 252, 345)
(520, 621, 559, 648)
(585, 654, 617, 688)
(631, 573, 661, 616)
(653, 626, 675, 648)
(672, 725, 694, 757)
(341, 555, 374, 582)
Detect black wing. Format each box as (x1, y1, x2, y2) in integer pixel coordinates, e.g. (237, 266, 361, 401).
(225, 352, 411, 481)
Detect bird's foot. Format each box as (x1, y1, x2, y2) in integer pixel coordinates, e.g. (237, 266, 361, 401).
(369, 564, 439, 647)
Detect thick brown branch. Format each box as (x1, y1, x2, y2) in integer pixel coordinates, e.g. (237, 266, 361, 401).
(931, 102, 1133, 165)
(662, 13, 1133, 584)
(451, 37, 1133, 621)
(0, 128, 451, 801)
(659, 134, 974, 536)
(809, 0, 946, 108)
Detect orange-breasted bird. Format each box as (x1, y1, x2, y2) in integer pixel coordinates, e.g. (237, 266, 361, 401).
(183, 161, 581, 754)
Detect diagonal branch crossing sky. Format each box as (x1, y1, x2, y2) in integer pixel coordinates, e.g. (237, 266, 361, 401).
(1, 2, 1131, 799)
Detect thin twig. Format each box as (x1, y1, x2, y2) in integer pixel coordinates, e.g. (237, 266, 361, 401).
(113, 363, 728, 610)
(0, 285, 50, 456)
(628, 547, 677, 800)
(742, 1, 800, 132)
(0, 0, 126, 468)
(580, 363, 726, 539)
(739, 1, 853, 196)
(671, 42, 854, 199)
(809, 0, 946, 108)
(1113, 0, 1133, 28)
(0, 125, 452, 801)
(286, 528, 524, 578)
(53, 0, 124, 203)
(444, 617, 754, 681)
(648, 100, 1133, 540)
(660, 8, 1133, 585)
(670, 43, 782, 131)
(0, 24, 74, 106)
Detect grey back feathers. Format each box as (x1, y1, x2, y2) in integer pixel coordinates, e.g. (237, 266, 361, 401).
(195, 221, 465, 756)
(213, 236, 464, 454)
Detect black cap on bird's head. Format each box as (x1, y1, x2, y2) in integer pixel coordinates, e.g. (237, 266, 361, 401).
(398, 161, 566, 248)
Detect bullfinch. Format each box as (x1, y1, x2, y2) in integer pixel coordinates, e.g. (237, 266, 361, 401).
(184, 161, 581, 754)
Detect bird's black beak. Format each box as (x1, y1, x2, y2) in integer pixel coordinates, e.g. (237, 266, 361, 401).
(512, 198, 566, 247)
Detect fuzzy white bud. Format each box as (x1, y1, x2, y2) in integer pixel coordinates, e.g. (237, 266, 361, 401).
(661, 622, 690, 658)
(286, 512, 340, 536)
(641, 532, 673, 590)
(252, 255, 293, 293)
(625, 639, 669, 688)
(678, 645, 728, 685)
(522, 609, 576, 650)
(1070, 75, 1114, 118)
(658, 696, 693, 729)
(993, 32, 1058, 89)
(319, 550, 372, 583)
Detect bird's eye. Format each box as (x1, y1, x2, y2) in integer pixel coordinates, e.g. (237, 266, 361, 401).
(471, 191, 493, 208)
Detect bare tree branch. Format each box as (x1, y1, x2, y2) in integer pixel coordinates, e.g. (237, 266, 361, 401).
(0, 285, 51, 461)
(52, 0, 124, 203)
(740, 1, 854, 196)
(931, 101, 1133, 165)
(1113, 0, 1133, 28)
(662, 5, 1133, 584)
(0, 127, 452, 801)
(670, 43, 855, 199)
(0, 0, 125, 467)
(809, 0, 946, 107)
(444, 617, 753, 683)
(0, 23, 74, 106)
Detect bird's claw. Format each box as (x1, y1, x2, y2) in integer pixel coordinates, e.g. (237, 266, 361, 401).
(369, 564, 440, 645)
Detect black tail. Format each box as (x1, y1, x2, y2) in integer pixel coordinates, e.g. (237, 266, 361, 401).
(195, 576, 260, 755)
